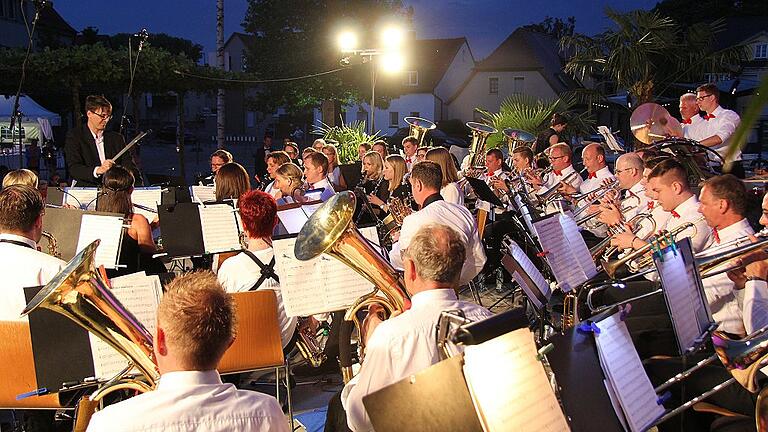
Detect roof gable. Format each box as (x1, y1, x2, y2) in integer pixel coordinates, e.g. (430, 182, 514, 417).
(402, 37, 467, 93)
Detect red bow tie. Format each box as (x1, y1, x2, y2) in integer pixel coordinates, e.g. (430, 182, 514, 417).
(704, 114, 716, 120)
(405, 158, 412, 163)
(681, 118, 692, 125)
(647, 201, 655, 210)
(553, 169, 563, 176)
(671, 210, 680, 218)
(308, 183, 314, 189)
(712, 228, 720, 244)
(588, 172, 597, 179)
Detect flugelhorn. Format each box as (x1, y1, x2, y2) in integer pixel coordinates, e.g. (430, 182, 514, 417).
(294, 192, 408, 383)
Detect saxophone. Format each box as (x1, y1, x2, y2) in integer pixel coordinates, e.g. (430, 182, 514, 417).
(40, 230, 60, 258)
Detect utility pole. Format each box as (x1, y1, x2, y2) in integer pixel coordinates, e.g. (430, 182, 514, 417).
(216, 0, 225, 149)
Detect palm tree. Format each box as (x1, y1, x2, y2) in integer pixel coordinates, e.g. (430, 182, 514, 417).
(561, 8, 746, 104)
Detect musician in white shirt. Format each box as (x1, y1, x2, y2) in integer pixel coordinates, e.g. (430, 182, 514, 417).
(679, 92, 708, 142)
(559, 143, 614, 196)
(695, 83, 743, 177)
(389, 161, 486, 286)
(597, 153, 652, 236)
(303, 151, 335, 201)
(87, 272, 288, 432)
(402, 136, 419, 171)
(0, 185, 66, 321)
(342, 224, 492, 432)
(527, 143, 583, 195)
(263, 151, 291, 197)
(697, 175, 758, 336)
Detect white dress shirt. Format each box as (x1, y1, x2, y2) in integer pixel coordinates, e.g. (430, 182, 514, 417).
(698, 105, 741, 161)
(389, 197, 486, 286)
(86, 370, 289, 432)
(537, 164, 583, 195)
(699, 218, 754, 336)
(440, 182, 464, 206)
(660, 195, 710, 253)
(635, 199, 671, 241)
(91, 130, 106, 178)
(341, 289, 492, 432)
(308, 177, 335, 202)
(329, 166, 341, 186)
(264, 180, 279, 198)
(682, 114, 708, 142)
(623, 181, 650, 222)
(217, 248, 298, 348)
(579, 165, 615, 195)
(478, 168, 509, 213)
(0, 233, 66, 321)
(744, 279, 768, 335)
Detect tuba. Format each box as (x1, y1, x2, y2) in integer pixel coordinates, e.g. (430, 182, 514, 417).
(294, 191, 409, 383)
(502, 128, 535, 153)
(465, 122, 498, 170)
(21, 240, 158, 430)
(405, 116, 436, 147)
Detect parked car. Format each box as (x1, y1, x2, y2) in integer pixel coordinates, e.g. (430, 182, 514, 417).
(155, 124, 198, 145)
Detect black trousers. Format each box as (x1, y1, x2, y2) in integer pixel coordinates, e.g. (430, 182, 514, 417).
(325, 390, 352, 432)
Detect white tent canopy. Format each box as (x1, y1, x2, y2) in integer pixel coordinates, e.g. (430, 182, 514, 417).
(0, 95, 61, 144)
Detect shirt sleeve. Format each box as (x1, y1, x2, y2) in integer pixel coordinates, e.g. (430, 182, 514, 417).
(713, 111, 740, 143)
(743, 280, 768, 335)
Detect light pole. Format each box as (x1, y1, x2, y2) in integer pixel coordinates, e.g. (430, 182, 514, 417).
(338, 27, 405, 135)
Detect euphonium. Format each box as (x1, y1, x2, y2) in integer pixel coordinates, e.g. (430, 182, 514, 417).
(21, 240, 158, 430)
(387, 195, 413, 225)
(40, 230, 60, 258)
(294, 192, 409, 383)
(465, 122, 497, 169)
(405, 116, 436, 147)
(502, 128, 535, 153)
(295, 317, 327, 368)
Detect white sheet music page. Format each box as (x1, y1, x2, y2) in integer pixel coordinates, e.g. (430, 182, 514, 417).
(198, 204, 241, 254)
(533, 215, 584, 292)
(655, 244, 707, 353)
(190, 185, 216, 203)
(65, 187, 98, 210)
(463, 328, 570, 432)
(88, 274, 162, 380)
(559, 213, 598, 280)
(274, 226, 379, 317)
(594, 313, 665, 432)
(277, 207, 310, 234)
(76, 214, 124, 269)
(131, 187, 162, 221)
(507, 241, 550, 309)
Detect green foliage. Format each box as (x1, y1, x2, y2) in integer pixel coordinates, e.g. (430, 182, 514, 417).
(475, 92, 593, 149)
(312, 120, 382, 164)
(653, 0, 768, 28)
(561, 8, 748, 103)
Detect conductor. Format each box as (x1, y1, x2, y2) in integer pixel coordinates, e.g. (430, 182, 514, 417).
(65, 95, 140, 186)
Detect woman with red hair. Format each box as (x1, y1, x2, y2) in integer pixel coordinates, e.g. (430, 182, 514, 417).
(217, 190, 297, 348)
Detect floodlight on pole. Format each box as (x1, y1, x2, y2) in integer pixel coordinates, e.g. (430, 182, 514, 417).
(338, 31, 358, 52)
(380, 26, 404, 50)
(380, 52, 404, 74)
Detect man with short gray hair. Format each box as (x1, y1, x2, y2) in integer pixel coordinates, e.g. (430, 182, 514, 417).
(342, 224, 492, 432)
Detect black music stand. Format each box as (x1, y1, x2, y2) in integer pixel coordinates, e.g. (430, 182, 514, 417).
(363, 355, 483, 432)
(41, 208, 124, 262)
(157, 203, 205, 257)
(464, 176, 504, 208)
(339, 163, 362, 191)
(45, 187, 64, 206)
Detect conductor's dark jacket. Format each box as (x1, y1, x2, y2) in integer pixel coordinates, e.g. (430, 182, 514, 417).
(65, 124, 140, 187)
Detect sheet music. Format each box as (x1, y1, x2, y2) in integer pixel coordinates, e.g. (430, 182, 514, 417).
(463, 328, 570, 432)
(506, 241, 550, 310)
(303, 201, 324, 217)
(89, 274, 162, 380)
(190, 185, 216, 203)
(559, 213, 598, 280)
(198, 204, 241, 254)
(277, 206, 310, 234)
(594, 313, 665, 432)
(534, 215, 585, 292)
(274, 226, 380, 316)
(131, 187, 162, 221)
(76, 214, 124, 269)
(655, 240, 710, 353)
(65, 187, 98, 210)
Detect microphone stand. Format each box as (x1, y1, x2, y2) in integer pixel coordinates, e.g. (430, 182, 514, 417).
(9, 0, 47, 170)
(119, 29, 149, 136)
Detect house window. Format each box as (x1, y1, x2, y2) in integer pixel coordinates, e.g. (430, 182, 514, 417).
(755, 43, 768, 59)
(513, 76, 524, 93)
(241, 54, 248, 72)
(389, 112, 399, 127)
(704, 73, 731, 83)
(409, 111, 420, 119)
(489, 77, 499, 95)
(407, 71, 419, 86)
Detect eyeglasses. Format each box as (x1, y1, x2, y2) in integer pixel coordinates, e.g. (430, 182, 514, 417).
(695, 94, 713, 101)
(549, 155, 567, 160)
(614, 168, 634, 175)
(90, 110, 112, 120)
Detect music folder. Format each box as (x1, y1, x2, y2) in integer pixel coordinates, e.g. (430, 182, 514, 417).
(464, 176, 504, 208)
(158, 201, 242, 257)
(42, 207, 125, 268)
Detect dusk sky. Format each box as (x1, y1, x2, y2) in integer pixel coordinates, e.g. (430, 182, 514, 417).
(57, 0, 660, 61)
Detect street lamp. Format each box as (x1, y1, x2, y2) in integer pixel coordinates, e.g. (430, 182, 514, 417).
(338, 26, 405, 134)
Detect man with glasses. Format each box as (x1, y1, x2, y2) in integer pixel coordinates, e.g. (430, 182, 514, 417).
(695, 83, 744, 178)
(65, 95, 140, 186)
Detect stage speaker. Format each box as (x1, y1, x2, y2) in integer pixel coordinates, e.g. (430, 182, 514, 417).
(321, 100, 342, 127)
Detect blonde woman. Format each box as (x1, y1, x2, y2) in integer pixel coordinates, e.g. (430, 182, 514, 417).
(2, 169, 38, 188)
(273, 162, 305, 205)
(368, 155, 410, 210)
(322, 143, 341, 186)
(360, 151, 388, 202)
(426, 147, 464, 205)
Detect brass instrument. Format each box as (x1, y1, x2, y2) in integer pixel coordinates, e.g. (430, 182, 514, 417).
(465, 122, 497, 170)
(294, 192, 409, 383)
(381, 195, 414, 241)
(405, 116, 437, 147)
(502, 128, 535, 153)
(695, 231, 768, 279)
(40, 230, 60, 258)
(21, 240, 158, 430)
(592, 213, 656, 262)
(295, 317, 327, 368)
(537, 168, 585, 206)
(571, 180, 621, 221)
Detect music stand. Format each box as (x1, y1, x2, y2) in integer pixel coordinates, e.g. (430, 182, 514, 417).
(464, 176, 504, 208)
(339, 163, 362, 191)
(157, 203, 206, 257)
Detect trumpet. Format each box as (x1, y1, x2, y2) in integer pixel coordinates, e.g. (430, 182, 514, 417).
(589, 212, 656, 262)
(571, 180, 621, 222)
(537, 168, 585, 206)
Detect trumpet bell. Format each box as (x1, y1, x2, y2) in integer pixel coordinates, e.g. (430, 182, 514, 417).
(712, 328, 768, 393)
(22, 239, 159, 386)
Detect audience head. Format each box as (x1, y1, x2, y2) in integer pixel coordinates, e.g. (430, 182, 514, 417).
(98, 165, 135, 215)
(210, 149, 233, 173)
(0, 185, 44, 241)
(408, 160, 442, 206)
(155, 271, 236, 372)
(239, 190, 278, 239)
(2, 169, 38, 189)
(401, 224, 466, 294)
(425, 147, 459, 186)
(304, 151, 329, 184)
(215, 162, 251, 201)
(384, 155, 407, 192)
(647, 159, 692, 212)
(266, 151, 291, 180)
(698, 174, 748, 229)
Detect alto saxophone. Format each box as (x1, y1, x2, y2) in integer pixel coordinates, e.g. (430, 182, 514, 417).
(40, 230, 60, 258)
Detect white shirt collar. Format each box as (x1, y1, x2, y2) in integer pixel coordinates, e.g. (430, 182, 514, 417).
(711, 105, 726, 117)
(157, 370, 222, 389)
(595, 166, 611, 177)
(673, 194, 698, 216)
(311, 178, 330, 189)
(715, 218, 752, 240)
(410, 288, 458, 308)
(629, 180, 645, 196)
(0, 233, 37, 249)
(558, 165, 575, 175)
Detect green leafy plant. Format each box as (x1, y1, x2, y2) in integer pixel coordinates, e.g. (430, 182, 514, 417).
(312, 120, 383, 164)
